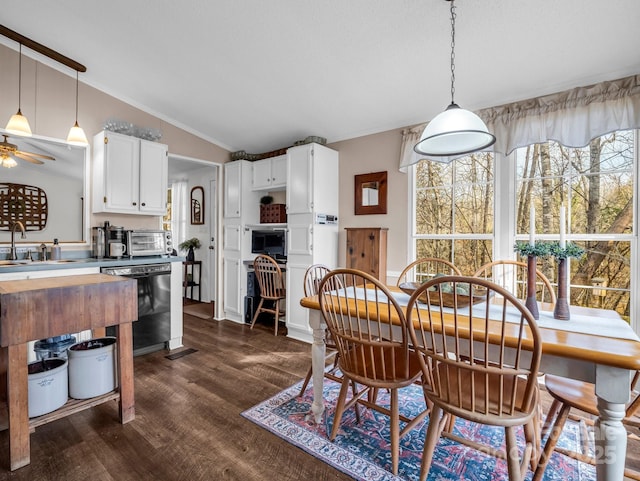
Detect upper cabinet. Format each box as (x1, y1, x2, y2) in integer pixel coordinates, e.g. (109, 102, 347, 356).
(251, 155, 287, 191)
(287, 143, 339, 215)
(92, 130, 168, 215)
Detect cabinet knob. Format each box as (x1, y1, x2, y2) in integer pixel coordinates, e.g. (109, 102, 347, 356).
(132, 202, 137, 206)
(141, 202, 146, 206)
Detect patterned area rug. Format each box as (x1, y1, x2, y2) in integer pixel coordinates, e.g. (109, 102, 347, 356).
(242, 377, 596, 481)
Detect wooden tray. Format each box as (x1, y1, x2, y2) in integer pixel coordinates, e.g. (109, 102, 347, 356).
(399, 281, 488, 308)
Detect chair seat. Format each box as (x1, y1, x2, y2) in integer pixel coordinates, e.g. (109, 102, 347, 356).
(344, 345, 423, 388)
(427, 364, 537, 426)
(544, 374, 598, 416)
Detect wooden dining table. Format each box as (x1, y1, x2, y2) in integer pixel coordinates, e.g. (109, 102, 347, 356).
(300, 286, 640, 481)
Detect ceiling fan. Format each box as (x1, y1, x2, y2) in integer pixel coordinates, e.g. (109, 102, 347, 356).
(0, 134, 56, 167)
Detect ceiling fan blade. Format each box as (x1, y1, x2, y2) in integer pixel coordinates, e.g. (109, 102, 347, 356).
(14, 152, 44, 165)
(16, 150, 55, 161)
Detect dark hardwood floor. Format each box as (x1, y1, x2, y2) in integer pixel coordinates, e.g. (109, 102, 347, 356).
(0, 305, 638, 480)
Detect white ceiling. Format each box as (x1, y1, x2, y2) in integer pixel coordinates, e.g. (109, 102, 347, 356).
(3, 0, 640, 154)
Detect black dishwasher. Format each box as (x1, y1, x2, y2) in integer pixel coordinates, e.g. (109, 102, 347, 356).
(102, 263, 172, 356)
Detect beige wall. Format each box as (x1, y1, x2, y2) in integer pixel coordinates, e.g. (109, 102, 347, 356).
(329, 128, 409, 277)
(0, 44, 229, 233)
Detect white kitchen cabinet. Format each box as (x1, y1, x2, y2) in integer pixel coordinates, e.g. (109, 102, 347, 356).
(92, 130, 168, 215)
(285, 143, 339, 343)
(224, 160, 242, 218)
(223, 160, 260, 323)
(286, 143, 339, 216)
(251, 155, 287, 191)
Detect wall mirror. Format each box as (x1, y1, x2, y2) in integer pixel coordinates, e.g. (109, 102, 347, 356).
(0, 129, 89, 245)
(190, 186, 205, 224)
(354, 171, 387, 215)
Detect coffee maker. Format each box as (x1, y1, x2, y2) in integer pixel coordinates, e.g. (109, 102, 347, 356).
(106, 226, 126, 258)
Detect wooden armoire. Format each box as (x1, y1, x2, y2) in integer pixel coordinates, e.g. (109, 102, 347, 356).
(345, 227, 388, 283)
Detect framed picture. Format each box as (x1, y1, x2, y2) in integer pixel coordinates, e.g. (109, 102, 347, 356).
(190, 186, 205, 224)
(354, 171, 387, 215)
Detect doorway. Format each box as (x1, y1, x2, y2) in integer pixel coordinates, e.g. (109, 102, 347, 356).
(168, 154, 222, 318)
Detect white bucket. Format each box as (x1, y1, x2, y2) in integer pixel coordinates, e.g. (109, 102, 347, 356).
(28, 358, 68, 418)
(68, 337, 117, 399)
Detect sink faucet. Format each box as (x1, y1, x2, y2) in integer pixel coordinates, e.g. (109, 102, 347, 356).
(9, 221, 26, 260)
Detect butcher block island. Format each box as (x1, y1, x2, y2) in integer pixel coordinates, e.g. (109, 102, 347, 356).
(0, 274, 137, 471)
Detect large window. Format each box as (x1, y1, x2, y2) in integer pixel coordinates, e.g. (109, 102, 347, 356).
(413, 152, 494, 275)
(411, 130, 637, 322)
(515, 131, 635, 319)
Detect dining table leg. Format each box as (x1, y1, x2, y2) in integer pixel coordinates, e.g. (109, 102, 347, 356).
(594, 365, 630, 481)
(307, 309, 326, 424)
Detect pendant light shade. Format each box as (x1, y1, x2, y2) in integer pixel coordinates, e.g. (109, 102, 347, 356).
(414, 103, 495, 158)
(67, 71, 88, 145)
(5, 44, 32, 137)
(413, 0, 495, 162)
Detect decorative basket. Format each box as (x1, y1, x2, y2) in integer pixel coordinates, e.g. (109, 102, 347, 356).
(260, 204, 287, 224)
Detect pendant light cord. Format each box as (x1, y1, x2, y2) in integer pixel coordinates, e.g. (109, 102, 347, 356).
(449, 0, 456, 106)
(17, 44, 22, 110)
(75, 71, 79, 121)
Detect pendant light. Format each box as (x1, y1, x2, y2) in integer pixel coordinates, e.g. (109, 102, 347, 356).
(413, 0, 495, 161)
(5, 44, 32, 137)
(67, 70, 88, 145)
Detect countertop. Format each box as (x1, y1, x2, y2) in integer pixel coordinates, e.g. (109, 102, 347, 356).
(0, 255, 185, 274)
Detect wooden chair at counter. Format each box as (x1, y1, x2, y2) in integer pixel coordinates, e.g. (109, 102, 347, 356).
(318, 268, 429, 475)
(473, 260, 556, 309)
(396, 257, 462, 287)
(533, 371, 640, 481)
(250, 254, 286, 336)
(406, 275, 542, 481)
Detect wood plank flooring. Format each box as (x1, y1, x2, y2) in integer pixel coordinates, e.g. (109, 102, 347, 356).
(0, 305, 638, 480)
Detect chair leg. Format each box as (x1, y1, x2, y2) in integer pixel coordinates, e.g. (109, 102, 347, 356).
(250, 298, 265, 329)
(532, 403, 571, 481)
(390, 388, 400, 475)
(329, 377, 352, 441)
(273, 300, 280, 336)
(504, 426, 523, 481)
(298, 365, 313, 397)
(420, 404, 442, 481)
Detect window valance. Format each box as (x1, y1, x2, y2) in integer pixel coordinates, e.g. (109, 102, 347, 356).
(399, 74, 640, 172)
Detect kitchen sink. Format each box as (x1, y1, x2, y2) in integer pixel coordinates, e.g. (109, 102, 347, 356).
(0, 259, 83, 267)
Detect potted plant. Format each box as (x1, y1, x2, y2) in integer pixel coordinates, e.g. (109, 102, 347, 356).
(178, 237, 201, 262)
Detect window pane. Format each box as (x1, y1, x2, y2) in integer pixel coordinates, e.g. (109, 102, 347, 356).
(415, 187, 452, 235)
(415, 160, 452, 189)
(453, 239, 492, 275)
(563, 241, 631, 321)
(570, 172, 633, 234)
(455, 182, 493, 234)
(416, 238, 453, 260)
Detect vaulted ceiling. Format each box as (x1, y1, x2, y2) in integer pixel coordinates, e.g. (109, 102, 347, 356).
(3, 0, 640, 153)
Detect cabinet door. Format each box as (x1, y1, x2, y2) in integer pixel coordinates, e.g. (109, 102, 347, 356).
(139, 140, 168, 214)
(104, 132, 139, 213)
(251, 159, 272, 190)
(270, 155, 287, 188)
(287, 145, 313, 214)
(285, 262, 311, 334)
(222, 256, 241, 315)
(224, 161, 242, 218)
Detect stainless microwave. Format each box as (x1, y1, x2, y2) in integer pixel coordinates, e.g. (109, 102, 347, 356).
(126, 230, 173, 256)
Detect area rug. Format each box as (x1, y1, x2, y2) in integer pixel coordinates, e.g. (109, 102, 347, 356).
(241, 377, 596, 481)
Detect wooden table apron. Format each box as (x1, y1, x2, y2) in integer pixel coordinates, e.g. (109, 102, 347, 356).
(0, 274, 138, 471)
(300, 288, 640, 481)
